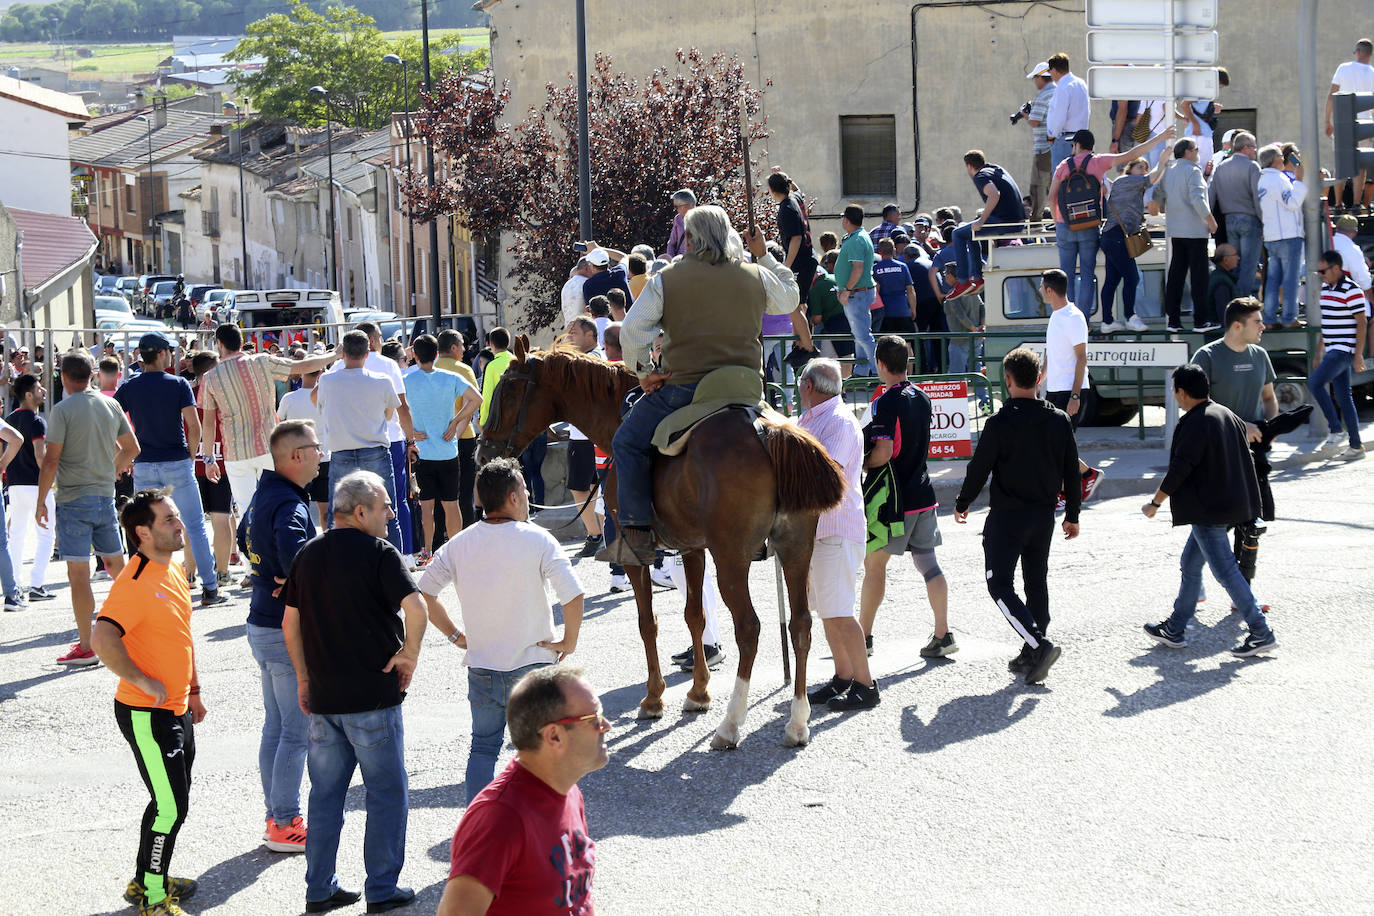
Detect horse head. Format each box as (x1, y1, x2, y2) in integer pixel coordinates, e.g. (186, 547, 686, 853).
(478, 342, 559, 464)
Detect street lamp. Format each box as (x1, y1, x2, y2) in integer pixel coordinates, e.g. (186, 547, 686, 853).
(135, 113, 157, 274)
(223, 100, 251, 289)
(574, 0, 592, 240)
(383, 53, 418, 316)
(419, 0, 442, 321)
(309, 86, 339, 291)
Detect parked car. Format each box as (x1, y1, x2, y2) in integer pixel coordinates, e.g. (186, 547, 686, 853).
(188, 284, 222, 307)
(115, 276, 140, 302)
(94, 294, 133, 325)
(135, 274, 178, 314)
(200, 289, 237, 323)
(95, 275, 120, 295)
(149, 280, 180, 317)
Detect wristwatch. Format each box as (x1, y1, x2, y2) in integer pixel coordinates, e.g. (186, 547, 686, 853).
(1069, 393, 1080, 401)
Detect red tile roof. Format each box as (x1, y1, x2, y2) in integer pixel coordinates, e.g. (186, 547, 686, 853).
(8, 207, 98, 290)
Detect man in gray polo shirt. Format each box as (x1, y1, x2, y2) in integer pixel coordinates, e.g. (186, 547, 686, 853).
(1208, 131, 1262, 297)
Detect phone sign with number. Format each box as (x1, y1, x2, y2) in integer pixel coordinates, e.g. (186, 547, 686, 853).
(916, 380, 972, 459)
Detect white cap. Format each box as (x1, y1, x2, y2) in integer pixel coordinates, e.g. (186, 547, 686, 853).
(1221, 129, 1238, 145)
(1026, 62, 1050, 79)
(587, 248, 611, 267)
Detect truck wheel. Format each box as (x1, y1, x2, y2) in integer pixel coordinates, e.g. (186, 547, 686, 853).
(1092, 398, 1140, 427)
(1271, 359, 1311, 411)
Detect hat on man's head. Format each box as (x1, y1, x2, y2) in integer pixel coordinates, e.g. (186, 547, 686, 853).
(138, 330, 174, 352)
(912, 215, 933, 228)
(1026, 62, 1050, 78)
(1221, 129, 1238, 146)
(1336, 214, 1360, 232)
(587, 248, 611, 267)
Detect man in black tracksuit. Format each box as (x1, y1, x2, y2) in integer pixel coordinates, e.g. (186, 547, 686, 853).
(955, 346, 1081, 684)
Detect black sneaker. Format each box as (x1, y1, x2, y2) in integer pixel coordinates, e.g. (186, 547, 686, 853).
(578, 535, 602, 557)
(1230, 631, 1277, 657)
(366, 887, 416, 913)
(864, 634, 874, 657)
(828, 679, 881, 710)
(919, 632, 959, 658)
(200, 589, 228, 607)
(1024, 640, 1062, 685)
(306, 888, 363, 913)
(1007, 644, 1034, 672)
(670, 645, 693, 664)
(807, 676, 852, 705)
(26, 586, 55, 601)
(678, 644, 725, 671)
(1144, 621, 1187, 648)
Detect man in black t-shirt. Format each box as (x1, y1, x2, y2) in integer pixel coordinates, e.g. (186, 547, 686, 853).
(947, 150, 1027, 301)
(859, 337, 954, 660)
(5, 373, 57, 602)
(282, 469, 427, 915)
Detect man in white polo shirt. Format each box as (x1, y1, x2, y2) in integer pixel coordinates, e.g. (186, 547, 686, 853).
(1041, 269, 1103, 504)
(417, 458, 585, 804)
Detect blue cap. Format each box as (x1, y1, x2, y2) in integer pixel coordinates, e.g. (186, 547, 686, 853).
(138, 330, 175, 351)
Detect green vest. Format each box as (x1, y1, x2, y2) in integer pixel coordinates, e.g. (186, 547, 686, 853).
(657, 256, 766, 385)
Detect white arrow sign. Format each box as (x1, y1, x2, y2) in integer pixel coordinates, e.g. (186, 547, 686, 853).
(1087, 29, 1219, 65)
(1087, 65, 1220, 101)
(1085, 0, 1217, 29)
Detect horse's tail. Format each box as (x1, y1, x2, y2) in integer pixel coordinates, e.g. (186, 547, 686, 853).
(763, 419, 846, 514)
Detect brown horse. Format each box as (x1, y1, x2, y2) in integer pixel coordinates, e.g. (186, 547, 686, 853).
(479, 338, 845, 747)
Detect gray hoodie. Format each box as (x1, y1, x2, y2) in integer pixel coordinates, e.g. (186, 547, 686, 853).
(1154, 158, 1212, 239)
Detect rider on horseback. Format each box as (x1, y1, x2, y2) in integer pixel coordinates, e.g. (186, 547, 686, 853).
(599, 204, 800, 567)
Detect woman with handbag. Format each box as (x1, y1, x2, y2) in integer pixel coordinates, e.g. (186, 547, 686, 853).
(1100, 152, 1172, 333)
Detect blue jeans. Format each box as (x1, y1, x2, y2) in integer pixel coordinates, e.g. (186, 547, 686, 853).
(1050, 135, 1073, 173)
(1165, 525, 1273, 638)
(842, 287, 879, 374)
(329, 446, 402, 551)
(388, 441, 412, 555)
(949, 221, 985, 283)
(247, 623, 308, 824)
(0, 495, 17, 599)
(466, 663, 549, 804)
(520, 432, 548, 505)
(1310, 349, 1362, 447)
(613, 383, 698, 528)
(1262, 237, 1303, 325)
(305, 706, 408, 905)
(133, 459, 217, 593)
(1099, 225, 1139, 322)
(55, 493, 122, 561)
(1057, 224, 1100, 314)
(1225, 214, 1262, 297)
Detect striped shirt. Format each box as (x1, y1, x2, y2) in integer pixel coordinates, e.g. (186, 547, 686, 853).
(798, 394, 866, 544)
(201, 351, 294, 462)
(1319, 277, 1369, 356)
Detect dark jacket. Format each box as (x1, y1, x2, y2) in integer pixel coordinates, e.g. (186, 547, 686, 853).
(238, 469, 316, 627)
(1161, 399, 1261, 526)
(955, 397, 1081, 523)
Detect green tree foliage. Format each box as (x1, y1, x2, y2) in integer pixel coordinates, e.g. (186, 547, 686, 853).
(228, 0, 488, 130)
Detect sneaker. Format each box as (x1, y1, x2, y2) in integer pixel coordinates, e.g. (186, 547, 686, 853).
(91, 568, 112, 582)
(366, 887, 416, 913)
(966, 277, 985, 297)
(864, 634, 874, 657)
(56, 643, 99, 666)
(139, 898, 189, 916)
(1099, 320, 1125, 334)
(945, 281, 974, 300)
(265, 815, 307, 853)
(1194, 322, 1221, 332)
(1055, 493, 1067, 512)
(216, 570, 233, 588)
(609, 573, 631, 593)
(1143, 621, 1187, 648)
(919, 632, 959, 658)
(1007, 644, 1034, 672)
(26, 585, 55, 601)
(678, 643, 725, 671)
(1126, 315, 1150, 332)
(1024, 640, 1062, 684)
(200, 589, 228, 607)
(4, 594, 25, 612)
(650, 565, 676, 589)
(670, 645, 694, 664)
(578, 535, 602, 557)
(230, 551, 242, 566)
(807, 675, 852, 705)
(1081, 468, 1104, 503)
(1336, 446, 1366, 462)
(1318, 432, 1346, 452)
(306, 888, 363, 914)
(1165, 324, 1183, 333)
(413, 551, 432, 569)
(124, 877, 199, 906)
(1231, 604, 1271, 614)
(1230, 631, 1278, 657)
(827, 679, 881, 710)
(238, 574, 253, 590)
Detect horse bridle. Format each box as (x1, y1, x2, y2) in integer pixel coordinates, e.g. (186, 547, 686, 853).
(482, 360, 539, 459)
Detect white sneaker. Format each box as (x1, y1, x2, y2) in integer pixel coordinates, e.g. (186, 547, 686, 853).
(1336, 446, 1366, 462)
(650, 565, 676, 589)
(1100, 321, 1125, 334)
(609, 573, 631, 593)
(1126, 315, 1150, 332)
(1319, 432, 1347, 452)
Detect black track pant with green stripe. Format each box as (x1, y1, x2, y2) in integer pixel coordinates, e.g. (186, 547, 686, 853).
(115, 701, 196, 905)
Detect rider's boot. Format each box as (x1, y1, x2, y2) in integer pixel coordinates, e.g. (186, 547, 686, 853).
(597, 526, 657, 567)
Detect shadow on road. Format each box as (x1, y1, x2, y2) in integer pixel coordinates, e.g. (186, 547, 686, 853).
(203, 624, 244, 643)
(345, 782, 464, 814)
(84, 846, 292, 915)
(0, 629, 80, 654)
(901, 679, 1043, 753)
(0, 666, 93, 702)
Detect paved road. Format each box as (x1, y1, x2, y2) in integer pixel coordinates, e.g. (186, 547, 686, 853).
(0, 449, 1369, 915)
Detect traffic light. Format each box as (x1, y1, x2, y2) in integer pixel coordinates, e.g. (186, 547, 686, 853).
(1332, 91, 1374, 178)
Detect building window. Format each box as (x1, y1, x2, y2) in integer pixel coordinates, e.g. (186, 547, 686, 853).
(1213, 107, 1257, 142)
(840, 115, 897, 198)
(231, 191, 238, 218)
(346, 209, 354, 242)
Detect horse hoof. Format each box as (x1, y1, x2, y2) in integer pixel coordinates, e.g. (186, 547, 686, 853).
(683, 693, 711, 712)
(710, 731, 738, 751)
(638, 701, 664, 720)
(783, 725, 810, 747)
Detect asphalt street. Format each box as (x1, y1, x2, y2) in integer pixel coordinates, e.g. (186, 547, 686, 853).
(0, 442, 1370, 915)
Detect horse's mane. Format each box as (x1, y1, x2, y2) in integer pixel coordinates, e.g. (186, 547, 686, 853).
(532, 345, 638, 406)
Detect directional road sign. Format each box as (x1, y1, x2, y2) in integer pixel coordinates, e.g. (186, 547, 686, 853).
(1085, 0, 1217, 29)
(1086, 30, 1219, 65)
(1087, 66, 1220, 101)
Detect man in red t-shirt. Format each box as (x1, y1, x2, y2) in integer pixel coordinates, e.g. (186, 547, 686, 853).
(438, 666, 608, 916)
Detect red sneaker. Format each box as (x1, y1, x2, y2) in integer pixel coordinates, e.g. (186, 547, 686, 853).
(265, 815, 307, 853)
(1081, 468, 1104, 502)
(56, 643, 99, 667)
(946, 281, 973, 300)
(966, 277, 985, 296)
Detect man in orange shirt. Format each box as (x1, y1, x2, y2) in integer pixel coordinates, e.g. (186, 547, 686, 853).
(92, 489, 207, 916)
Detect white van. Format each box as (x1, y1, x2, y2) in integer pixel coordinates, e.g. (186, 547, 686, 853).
(233, 289, 346, 347)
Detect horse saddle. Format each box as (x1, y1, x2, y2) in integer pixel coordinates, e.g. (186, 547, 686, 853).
(652, 366, 776, 457)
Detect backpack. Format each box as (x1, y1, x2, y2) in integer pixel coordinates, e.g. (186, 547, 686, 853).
(1058, 154, 1103, 231)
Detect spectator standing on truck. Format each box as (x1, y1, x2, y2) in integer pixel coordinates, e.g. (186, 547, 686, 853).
(1208, 131, 1263, 298)
(1023, 62, 1056, 218)
(1044, 52, 1090, 170)
(1256, 145, 1308, 329)
(1040, 269, 1104, 503)
(1156, 138, 1219, 332)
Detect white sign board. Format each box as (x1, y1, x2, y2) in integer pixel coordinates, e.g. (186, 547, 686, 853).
(1086, 30, 1219, 65)
(855, 380, 973, 459)
(1018, 340, 1191, 369)
(1088, 65, 1220, 100)
(1085, 0, 1217, 29)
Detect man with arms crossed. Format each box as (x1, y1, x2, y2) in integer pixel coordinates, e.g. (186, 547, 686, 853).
(437, 665, 607, 916)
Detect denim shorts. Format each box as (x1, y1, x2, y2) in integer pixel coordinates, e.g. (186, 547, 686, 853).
(56, 494, 123, 561)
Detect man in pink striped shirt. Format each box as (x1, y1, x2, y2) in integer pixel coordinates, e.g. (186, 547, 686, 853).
(797, 358, 879, 711)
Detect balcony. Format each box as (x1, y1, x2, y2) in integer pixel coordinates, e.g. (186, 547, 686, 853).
(202, 210, 220, 238)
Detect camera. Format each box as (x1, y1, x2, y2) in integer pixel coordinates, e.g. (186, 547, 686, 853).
(1009, 101, 1032, 125)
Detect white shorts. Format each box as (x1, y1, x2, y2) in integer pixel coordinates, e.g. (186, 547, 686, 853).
(807, 536, 862, 620)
